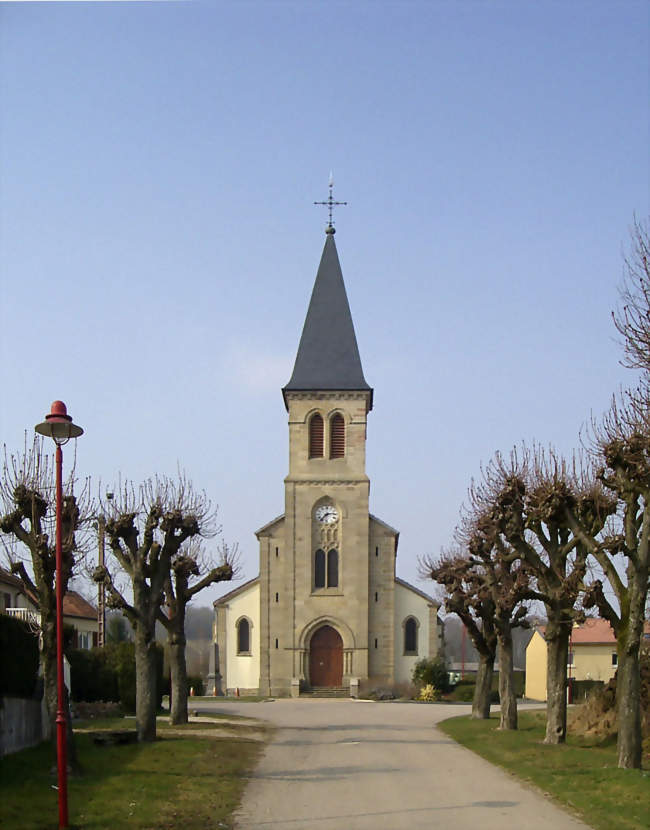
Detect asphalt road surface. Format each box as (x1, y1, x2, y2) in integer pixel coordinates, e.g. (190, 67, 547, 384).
(192, 698, 590, 830)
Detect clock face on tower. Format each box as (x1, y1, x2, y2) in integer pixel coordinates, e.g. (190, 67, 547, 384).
(315, 504, 339, 524)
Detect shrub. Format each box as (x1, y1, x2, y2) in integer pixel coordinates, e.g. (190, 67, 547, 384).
(412, 657, 450, 694)
(0, 614, 39, 698)
(449, 683, 474, 702)
(419, 684, 442, 702)
(68, 648, 119, 703)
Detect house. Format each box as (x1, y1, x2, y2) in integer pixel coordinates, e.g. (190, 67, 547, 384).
(525, 617, 650, 701)
(211, 219, 442, 697)
(0, 566, 99, 648)
(0, 567, 29, 614)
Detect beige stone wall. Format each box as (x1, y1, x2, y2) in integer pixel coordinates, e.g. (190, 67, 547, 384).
(368, 520, 396, 683)
(258, 520, 290, 696)
(258, 391, 374, 695)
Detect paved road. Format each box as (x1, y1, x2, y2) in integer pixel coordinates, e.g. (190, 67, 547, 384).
(192, 698, 590, 830)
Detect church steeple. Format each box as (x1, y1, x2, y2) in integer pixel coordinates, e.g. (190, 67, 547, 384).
(283, 233, 372, 409)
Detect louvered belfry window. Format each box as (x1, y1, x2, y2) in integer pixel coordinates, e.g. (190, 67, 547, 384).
(329, 414, 345, 458)
(309, 414, 324, 458)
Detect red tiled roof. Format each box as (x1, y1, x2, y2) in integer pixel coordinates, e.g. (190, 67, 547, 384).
(62, 591, 97, 619)
(0, 566, 24, 589)
(571, 618, 616, 644)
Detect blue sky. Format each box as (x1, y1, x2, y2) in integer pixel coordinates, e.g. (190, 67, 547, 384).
(1, 0, 648, 605)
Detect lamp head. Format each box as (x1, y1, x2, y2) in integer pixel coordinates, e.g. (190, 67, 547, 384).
(35, 401, 84, 446)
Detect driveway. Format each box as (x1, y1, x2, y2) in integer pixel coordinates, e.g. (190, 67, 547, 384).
(192, 698, 590, 830)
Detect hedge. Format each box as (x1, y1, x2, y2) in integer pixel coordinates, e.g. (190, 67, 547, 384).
(0, 614, 39, 699)
(68, 641, 164, 713)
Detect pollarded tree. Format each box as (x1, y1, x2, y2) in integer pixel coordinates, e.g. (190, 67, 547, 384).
(158, 539, 237, 724)
(422, 552, 497, 719)
(0, 438, 92, 763)
(561, 401, 650, 768)
(92, 474, 217, 742)
(613, 216, 650, 376)
(462, 515, 531, 730)
(472, 448, 616, 744)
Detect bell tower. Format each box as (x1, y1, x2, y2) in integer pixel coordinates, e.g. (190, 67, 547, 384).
(258, 222, 374, 695)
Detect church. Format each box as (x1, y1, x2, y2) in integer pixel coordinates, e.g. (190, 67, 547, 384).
(210, 215, 441, 697)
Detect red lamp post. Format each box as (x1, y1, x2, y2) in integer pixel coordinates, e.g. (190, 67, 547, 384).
(35, 401, 83, 830)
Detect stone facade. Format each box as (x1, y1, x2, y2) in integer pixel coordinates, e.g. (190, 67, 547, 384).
(211, 232, 440, 697)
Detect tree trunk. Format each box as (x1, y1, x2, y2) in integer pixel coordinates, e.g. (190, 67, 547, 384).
(497, 632, 517, 730)
(169, 631, 189, 725)
(472, 653, 494, 719)
(41, 624, 57, 740)
(614, 573, 646, 769)
(42, 614, 79, 770)
(134, 626, 158, 742)
(544, 619, 570, 744)
(616, 645, 641, 768)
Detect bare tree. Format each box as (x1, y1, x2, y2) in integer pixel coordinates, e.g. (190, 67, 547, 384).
(462, 515, 531, 730)
(92, 474, 217, 742)
(158, 539, 237, 724)
(562, 401, 650, 768)
(0, 438, 92, 765)
(471, 448, 616, 744)
(613, 217, 650, 375)
(422, 551, 497, 719)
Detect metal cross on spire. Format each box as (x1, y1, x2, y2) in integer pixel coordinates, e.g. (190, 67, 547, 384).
(314, 173, 347, 234)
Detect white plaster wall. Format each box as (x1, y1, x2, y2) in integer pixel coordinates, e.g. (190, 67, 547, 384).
(67, 616, 99, 648)
(394, 582, 431, 684)
(225, 583, 260, 691)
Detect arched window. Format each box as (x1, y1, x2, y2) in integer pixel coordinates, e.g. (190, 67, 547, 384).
(327, 549, 339, 587)
(237, 618, 250, 654)
(309, 414, 324, 458)
(314, 549, 326, 588)
(329, 413, 345, 458)
(404, 617, 418, 654)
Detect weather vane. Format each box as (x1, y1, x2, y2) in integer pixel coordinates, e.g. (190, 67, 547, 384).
(314, 173, 347, 234)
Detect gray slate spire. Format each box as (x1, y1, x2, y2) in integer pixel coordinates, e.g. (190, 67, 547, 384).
(283, 233, 372, 409)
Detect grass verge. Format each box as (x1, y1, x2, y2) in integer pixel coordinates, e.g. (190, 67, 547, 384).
(439, 710, 649, 830)
(0, 715, 267, 829)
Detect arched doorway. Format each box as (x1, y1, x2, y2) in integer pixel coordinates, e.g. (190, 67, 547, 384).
(309, 625, 343, 687)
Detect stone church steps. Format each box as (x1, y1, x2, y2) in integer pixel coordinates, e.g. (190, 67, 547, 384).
(300, 687, 349, 698)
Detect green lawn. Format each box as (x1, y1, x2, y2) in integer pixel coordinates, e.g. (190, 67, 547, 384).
(0, 716, 266, 829)
(439, 710, 649, 830)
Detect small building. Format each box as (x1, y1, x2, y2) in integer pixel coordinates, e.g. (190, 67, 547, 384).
(0, 567, 32, 614)
(0, 566, 99, 648)
(524, 618, 647, 701)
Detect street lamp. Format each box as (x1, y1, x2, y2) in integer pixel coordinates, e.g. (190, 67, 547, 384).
(35, 401, 83, 830)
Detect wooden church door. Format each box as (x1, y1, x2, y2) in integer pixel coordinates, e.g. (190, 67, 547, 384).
(309, 625, 343, 687)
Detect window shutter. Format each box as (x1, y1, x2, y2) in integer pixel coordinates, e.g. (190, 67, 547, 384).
(330, 414, 345, 458)
(309, 414, 324, 458)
